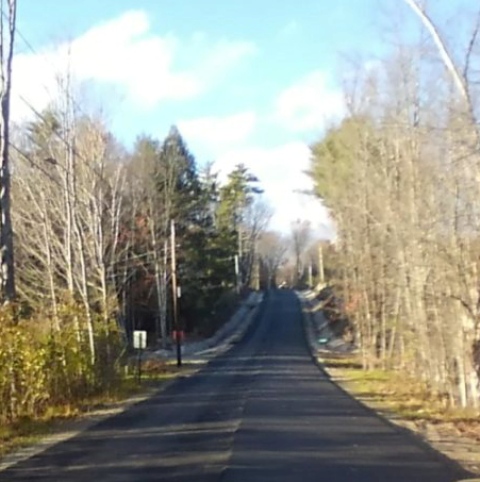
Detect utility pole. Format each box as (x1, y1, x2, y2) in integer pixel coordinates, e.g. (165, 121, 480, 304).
(0, 0, 17, 303)
(234, 254, 240, 294)
(170, 220, 182, 367)
(318, 243, 325, 285)
(237, 224, 242, 289)
(255, 257, 261, 290)
(161, 239, 168, 349)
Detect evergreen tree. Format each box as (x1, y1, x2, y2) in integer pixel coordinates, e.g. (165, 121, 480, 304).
(217, 164, 263, 289)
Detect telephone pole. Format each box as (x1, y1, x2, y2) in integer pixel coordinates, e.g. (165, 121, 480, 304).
(234, 254, 240, 294)
(171, 220, 182, 367)
(0, 0, 17, 303)
(318, 243, 325, 285)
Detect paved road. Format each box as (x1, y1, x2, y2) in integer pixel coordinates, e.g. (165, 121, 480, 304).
(0, 290, 472, 481)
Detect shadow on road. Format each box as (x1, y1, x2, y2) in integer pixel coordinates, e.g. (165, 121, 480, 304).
(0, 290, 473, 482)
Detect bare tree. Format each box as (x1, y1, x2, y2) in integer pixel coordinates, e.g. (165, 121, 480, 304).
(241, 198, 272, 287)
(257, 231, 288, 288)
(308, 5, 480, 406)
(128, 137, 175, 347)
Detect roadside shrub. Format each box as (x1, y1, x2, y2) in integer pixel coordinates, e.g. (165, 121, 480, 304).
(0, 302, 125, 424)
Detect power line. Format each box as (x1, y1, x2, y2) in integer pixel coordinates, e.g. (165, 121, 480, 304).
(12, 19, 107, 176)
(12, 16, 89, 119)
(15, 92, 114, 190)
(13, 26, 104, 158)
(9, 142, 61, 186)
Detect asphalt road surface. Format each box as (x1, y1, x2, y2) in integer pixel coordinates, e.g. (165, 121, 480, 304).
(0, 290, 472, 481)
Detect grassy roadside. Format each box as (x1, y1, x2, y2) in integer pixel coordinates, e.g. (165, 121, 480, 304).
(0, 360, 196, 460)
(319, 353, 480, 443)
(302, 293, 480, 473)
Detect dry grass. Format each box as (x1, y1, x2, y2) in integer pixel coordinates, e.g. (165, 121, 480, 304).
(320, 353, 480, 441)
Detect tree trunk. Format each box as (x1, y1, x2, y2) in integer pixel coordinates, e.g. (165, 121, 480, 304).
(0, 0, 16, 302)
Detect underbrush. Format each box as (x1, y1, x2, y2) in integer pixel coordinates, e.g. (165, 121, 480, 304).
(0, 300, 188, 457)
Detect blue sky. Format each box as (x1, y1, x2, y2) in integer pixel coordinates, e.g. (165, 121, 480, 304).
(13, 0, 478, 234)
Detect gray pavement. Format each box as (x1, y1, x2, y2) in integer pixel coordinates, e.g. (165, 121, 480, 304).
(0, 290, 473, 481)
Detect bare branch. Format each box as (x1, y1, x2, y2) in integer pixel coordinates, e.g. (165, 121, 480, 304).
(463, 8, 480, 81)
(404, 0, 468, 102)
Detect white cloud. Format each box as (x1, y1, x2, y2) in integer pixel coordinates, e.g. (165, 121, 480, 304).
(274, 70, 344, 133)
(177, 112, 334, 236)
(178, 111, 257, 150)
(11, 10, 256, 119)
(214, 141, 333, 236)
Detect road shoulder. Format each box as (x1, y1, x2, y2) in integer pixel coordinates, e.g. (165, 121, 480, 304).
(298, 289, 480, 477)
